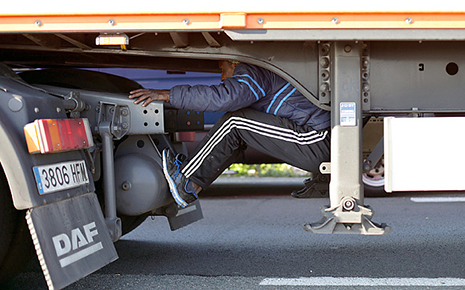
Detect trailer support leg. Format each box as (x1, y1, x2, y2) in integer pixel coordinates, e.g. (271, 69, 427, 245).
(100, 121, 122, 241)
(304, 42, 390, 235)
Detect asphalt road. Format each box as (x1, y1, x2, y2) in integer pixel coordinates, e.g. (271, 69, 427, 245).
(8, 189, 465, 290)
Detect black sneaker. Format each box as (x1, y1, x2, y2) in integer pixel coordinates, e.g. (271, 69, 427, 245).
(162, 148, 198, 208)
(291, 177, 316, 198)
(291, 173, 328, 198)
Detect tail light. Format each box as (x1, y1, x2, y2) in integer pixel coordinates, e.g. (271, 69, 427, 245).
(24, 118, 94, 154)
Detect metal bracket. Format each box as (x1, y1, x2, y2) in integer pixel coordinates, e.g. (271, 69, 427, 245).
(304, 197, 391, 235)
(319, 162, 331, 174)
(63, 91, 88, 118)
(96, 102, 129, 241)
(363, 136, 384, 172)
(98, 121, 122, 242)
(96, 101, 130, 140)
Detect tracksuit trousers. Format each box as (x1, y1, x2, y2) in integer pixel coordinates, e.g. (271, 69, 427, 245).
(180, 108, 331, 189)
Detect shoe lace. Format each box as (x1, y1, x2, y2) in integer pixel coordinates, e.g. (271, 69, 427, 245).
(174, 157, 183, 178)
(174, 153, 187, 177)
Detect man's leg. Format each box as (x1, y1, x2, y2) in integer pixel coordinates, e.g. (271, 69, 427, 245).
(182, 108, 330, 189)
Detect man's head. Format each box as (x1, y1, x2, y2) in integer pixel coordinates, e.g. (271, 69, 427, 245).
(219, 60, 239, 82)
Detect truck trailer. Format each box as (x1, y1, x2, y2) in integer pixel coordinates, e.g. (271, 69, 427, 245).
(1, 2, 465, 288)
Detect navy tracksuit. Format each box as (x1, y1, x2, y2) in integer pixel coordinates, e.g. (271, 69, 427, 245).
(169, 63, 331, 188)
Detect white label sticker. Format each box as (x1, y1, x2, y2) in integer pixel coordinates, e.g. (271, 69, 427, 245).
(340, 102, 356, 126)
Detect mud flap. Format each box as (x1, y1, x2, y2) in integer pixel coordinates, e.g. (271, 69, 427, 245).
(168, 200, 203, 231)
(25, 192, 118, 290)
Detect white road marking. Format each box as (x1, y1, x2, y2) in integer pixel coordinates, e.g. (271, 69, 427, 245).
(260, 277, 465, 286)
(410, 197, 465, 203)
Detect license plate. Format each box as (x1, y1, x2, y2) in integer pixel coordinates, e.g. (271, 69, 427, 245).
(33, 160, 89, 195)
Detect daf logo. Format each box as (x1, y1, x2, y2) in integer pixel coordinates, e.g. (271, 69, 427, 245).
(52, 222, 104, 268)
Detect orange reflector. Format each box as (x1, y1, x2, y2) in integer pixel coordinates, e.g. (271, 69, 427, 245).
(24, 118, 94, 154)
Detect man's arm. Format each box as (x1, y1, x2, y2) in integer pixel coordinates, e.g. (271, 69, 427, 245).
(129, 89, 170, 106)
(129, 63, 268, 111)
(169, 76, 264, 112)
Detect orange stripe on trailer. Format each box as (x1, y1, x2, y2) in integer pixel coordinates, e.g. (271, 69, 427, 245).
(246, 12, 465, 29)
(0, 14, 221, 33)
(2, 12, 465, 32)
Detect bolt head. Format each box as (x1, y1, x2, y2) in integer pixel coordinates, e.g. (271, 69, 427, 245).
(320, 83, 329, 93)
(320, 57, 330, 68)
(121, 181, 131, 191)
(341, 197, 356, 211)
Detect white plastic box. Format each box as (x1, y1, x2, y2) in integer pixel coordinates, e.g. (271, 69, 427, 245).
(384, 117, 465, 192)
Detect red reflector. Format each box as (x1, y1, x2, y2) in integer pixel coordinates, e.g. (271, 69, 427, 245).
(24, 118, 94, 154)
(174, 132, 196, 142)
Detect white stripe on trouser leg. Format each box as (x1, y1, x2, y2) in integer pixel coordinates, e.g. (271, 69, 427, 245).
(182, 118, 327, 178)
(184, 117, 323, 176)
(181, 116, 328, 178)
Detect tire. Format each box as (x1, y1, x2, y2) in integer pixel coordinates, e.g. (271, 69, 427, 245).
(362, 161, 389, 197)
(0, 167, 35, 285)
(364, 183, 387, 197)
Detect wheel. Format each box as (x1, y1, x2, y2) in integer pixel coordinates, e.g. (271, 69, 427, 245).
(362, 161, 388, 197)
(0, 166, 35, 284)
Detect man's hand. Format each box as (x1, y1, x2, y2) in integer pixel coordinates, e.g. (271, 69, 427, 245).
(129, 89, 170, 107)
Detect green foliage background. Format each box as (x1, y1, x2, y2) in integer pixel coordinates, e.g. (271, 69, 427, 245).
(225, 163, 310, 177)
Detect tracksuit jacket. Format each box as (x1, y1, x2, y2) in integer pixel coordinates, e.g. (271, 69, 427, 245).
(169, 63, 330, 131)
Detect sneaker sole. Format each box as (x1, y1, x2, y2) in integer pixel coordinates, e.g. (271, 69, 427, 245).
(162, 150, 188, 208)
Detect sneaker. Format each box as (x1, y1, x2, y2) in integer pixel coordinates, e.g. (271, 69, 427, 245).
(291, 177, 316, 198)
(291, 173, 328, 198)
(162, 148, 198, 208)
